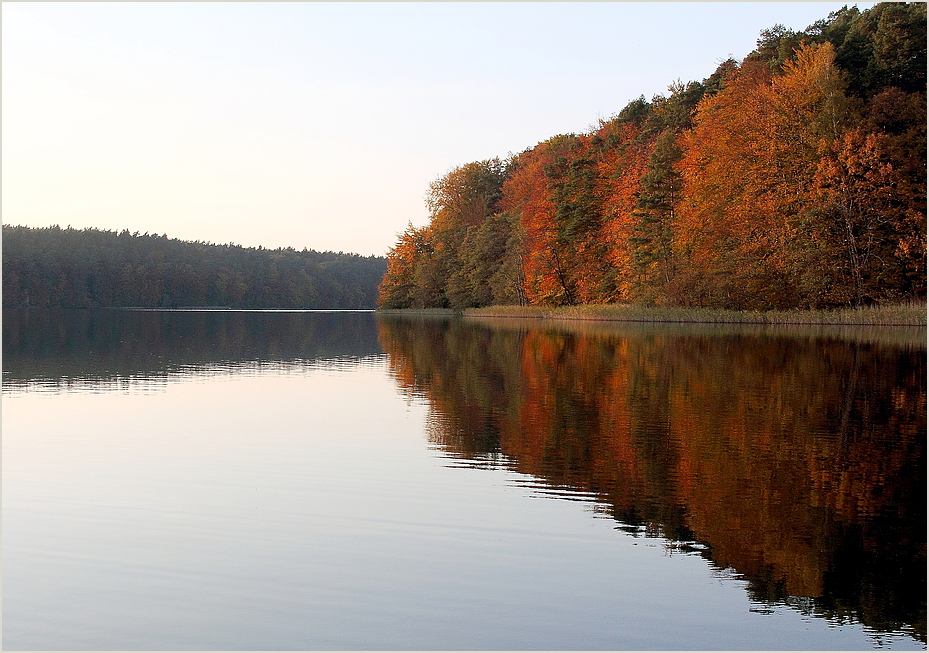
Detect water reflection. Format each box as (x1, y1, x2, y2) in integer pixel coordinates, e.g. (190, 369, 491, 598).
(377, 315, 927, 644)
(3, 308, 383, 391)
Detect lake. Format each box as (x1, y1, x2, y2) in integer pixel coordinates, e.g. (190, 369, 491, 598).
(3, 309, 925, 650)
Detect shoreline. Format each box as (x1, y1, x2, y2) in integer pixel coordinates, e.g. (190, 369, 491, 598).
(377, 302, 927, 327)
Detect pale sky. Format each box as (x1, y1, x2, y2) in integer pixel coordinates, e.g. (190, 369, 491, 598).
(2, 2, 875, 257)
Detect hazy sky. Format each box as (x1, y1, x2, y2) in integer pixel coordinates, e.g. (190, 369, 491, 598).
(3, 2, 875, 257)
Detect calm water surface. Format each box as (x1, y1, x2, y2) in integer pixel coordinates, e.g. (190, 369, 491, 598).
(3, 309, 925, 650)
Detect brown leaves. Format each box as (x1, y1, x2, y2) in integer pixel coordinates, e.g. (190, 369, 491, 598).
(381, 32, 925, 310)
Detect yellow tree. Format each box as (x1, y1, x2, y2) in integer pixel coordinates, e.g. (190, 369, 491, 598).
(377, 223, 432, 308)
(674, 59, 778, 308)
(676, 43, 855, 308)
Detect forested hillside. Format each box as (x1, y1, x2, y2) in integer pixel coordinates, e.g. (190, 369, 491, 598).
(379, 3, 926, 310)
(2, 225, 386, 309)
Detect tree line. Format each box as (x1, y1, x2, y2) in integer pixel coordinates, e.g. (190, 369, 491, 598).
(2, 225, 386, 309)
(379, 3, 926, 310)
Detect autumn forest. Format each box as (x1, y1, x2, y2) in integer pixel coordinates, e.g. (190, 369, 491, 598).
(379, 4, 927, 311)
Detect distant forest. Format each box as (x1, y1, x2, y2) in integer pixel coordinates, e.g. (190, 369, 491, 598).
(379, 3, 927, 310)
(2, 225, 386, 309)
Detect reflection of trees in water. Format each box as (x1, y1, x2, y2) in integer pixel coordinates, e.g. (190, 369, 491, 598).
(377, 315, 926, 642)
(3, 308, 383, 384)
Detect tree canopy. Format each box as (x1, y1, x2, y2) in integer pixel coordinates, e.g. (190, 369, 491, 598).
(379, 3, 926, 310)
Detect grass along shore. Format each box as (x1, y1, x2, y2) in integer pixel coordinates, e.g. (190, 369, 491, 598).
(379, 302, 927, 326)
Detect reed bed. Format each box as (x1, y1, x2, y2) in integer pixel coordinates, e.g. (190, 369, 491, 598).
(375, 308, 461, 317)
(462, 302, 927, 326)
